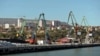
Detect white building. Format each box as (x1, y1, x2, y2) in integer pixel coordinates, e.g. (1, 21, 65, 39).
(0, 18, 21, 28)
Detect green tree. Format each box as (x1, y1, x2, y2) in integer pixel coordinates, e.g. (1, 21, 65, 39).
(8, 25, 17, 39)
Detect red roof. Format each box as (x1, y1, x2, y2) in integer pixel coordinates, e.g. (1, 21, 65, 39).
(57, 37, 70, 43)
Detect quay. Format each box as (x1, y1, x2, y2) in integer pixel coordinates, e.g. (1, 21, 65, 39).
(0, 43, 100, 55)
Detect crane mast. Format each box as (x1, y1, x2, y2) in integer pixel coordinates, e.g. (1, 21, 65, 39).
(67, 11, 77, 27)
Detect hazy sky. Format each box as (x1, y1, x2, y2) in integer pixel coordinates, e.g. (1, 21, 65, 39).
(0, 0, 100, 26)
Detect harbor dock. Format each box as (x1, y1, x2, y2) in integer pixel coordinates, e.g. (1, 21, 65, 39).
(0, 43, 100, 55)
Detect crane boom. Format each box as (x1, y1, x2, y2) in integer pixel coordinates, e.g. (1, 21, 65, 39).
(67, 11, 77, 27)
(37, 13, 46, 29)
(81, 16, 89, 27)
(81, 16, 90, 34)
(20, 19, 26, 35)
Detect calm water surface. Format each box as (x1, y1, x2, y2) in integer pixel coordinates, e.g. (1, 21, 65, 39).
(2, 47, 100, 56)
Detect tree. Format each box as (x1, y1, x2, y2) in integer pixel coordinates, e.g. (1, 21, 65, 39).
(8, 25, 17, 39)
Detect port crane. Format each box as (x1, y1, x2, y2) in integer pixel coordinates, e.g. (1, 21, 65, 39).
(67, 11, 77, 27)
(16, 13, 50, 44)
(80, 16, 93, 43)
(16, 17, 26, 40)
(67, 11, 79, 38)
(81, 16, 89, 32)
(20, 19, 26, 38)
(16, 17, 36, 44)
(36, 13, 50, 44)
(66, 11, 85, 44)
